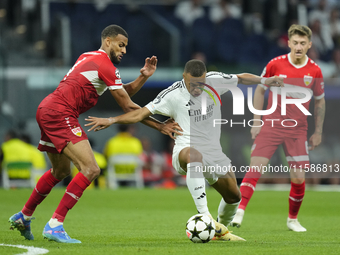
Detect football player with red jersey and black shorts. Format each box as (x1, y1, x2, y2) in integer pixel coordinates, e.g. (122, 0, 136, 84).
(9, 24, 182, 243)
(230, 24, 326, 232)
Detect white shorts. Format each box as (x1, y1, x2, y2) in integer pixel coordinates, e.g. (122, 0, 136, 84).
(172, 145, 232, 185)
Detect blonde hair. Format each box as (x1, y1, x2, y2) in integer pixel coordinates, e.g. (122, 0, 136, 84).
(288, 24, 312, 41)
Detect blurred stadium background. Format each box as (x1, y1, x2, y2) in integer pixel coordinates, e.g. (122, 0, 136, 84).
(0, 0, 339, 186)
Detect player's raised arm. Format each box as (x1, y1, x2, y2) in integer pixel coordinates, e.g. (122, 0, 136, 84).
(123, 56, 158, 97)
(236, 73, 284, 87)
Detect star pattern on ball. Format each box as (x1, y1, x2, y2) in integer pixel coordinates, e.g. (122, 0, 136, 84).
(204, 222, 215, 234)
(190, 226, 202, 239)
(193, 215, 203, 224)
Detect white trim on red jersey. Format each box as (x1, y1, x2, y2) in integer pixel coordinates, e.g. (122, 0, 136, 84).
(287, 53, 309, 69)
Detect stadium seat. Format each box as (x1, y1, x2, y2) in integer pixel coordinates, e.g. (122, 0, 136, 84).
(1, 162, 36, 189)
(268, 43, 289, 61)
(163, 15, 190, 63)
(95, 4, 127, 36)
(107, 155, 144, 189)
(70, 3, 98, 62)
(123, 12, 155, 66)
(238, 33, 269, 65)
(191, 17, 215, 62)
(215, 18, 245, 63)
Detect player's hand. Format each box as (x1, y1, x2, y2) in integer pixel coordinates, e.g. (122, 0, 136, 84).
(308, 132, 322, 150)
(140, 56, 158, 78)
(160, 118, 183, 139)
(251, 126, 262, 139)
(85, 116, 114, 132)
(265, 76, 284, 87)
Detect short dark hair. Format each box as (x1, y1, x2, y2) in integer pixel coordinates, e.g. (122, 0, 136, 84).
(6, 129, 18, 139)
(184, 59, 207, 77)
(118, 124, 129, 132)
(20, 134, 31, 144)
(101, 25, 128, 40)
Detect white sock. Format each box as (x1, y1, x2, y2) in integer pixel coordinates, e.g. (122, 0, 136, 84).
(186, 162, 209, 215)
(218, 199, 241, 226)
(49, 218, 63, 228)
(22, 212, 32, 221)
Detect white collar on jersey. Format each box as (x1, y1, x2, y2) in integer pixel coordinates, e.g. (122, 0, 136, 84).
(181, 79, 190, 95)
(287, 52, 309, 69)
(98, 49, 106, 53)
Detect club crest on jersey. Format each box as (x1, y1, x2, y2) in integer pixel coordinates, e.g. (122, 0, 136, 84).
(304, 75, 313, 86)
(115, 69, 121, 79)
(71, 127, 82, 137)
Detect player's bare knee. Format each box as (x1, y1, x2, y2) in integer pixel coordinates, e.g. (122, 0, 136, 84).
(51, 167, 71, 180)
(292, 178, 305, 184)
(187, 148, 202, 163)
(224, 193, 241, 204)
(81, 164, 100, 181)
(93, 166, 101, 178)
(222, 186, 241, 204)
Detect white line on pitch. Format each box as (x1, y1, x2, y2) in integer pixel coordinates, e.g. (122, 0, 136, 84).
(0, 243, 49, 255)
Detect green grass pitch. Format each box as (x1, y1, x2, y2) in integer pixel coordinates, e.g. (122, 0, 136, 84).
(1, 187, 340, 255)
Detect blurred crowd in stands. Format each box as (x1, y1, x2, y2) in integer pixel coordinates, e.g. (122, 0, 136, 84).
(173, 0, 340, 80)
(1, 0, 340, 81)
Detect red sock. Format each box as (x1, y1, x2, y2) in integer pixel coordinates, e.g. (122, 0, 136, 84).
(239, 167, 262, 210)
(22, 169, 61, 216)
(52, 172, 91, 222)
(288, 181, 305, 219)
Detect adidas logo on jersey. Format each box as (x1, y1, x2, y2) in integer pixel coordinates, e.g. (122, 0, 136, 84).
(186, 100, 195, 106)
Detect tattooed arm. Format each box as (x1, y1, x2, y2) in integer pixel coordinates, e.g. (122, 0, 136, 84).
(308, 97, 326, 150)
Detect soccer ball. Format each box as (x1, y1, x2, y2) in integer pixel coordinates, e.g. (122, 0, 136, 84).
(185, 214, 216, 243)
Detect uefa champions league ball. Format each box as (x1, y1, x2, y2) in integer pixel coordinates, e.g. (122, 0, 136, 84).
(185, 214, 216, 243)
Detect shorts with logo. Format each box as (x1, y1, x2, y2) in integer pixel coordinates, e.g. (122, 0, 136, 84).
(172, 144, 232, 185)
(36, 107, 88, 154)
(251, 128, 309, 168)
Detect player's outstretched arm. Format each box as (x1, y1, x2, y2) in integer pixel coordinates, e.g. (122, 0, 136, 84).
(85, 107, 152, 132)
(108, 88, 182, 138)
(124, 56, 158, 97)
(309, 97, 326, 150)
(85, 108, 183, 139)
(236, 73, 284, 87)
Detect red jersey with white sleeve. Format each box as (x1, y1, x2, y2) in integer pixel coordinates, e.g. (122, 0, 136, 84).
(260, 53, 324, 137)
(39, 49, 123, 117)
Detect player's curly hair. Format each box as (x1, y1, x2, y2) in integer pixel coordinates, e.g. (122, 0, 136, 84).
(184, 59, 207, 77)
(101, 25, 128, 40)
(288, 24, 312, 41)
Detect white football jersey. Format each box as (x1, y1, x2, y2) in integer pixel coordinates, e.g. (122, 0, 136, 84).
(145, 72, 238, 156)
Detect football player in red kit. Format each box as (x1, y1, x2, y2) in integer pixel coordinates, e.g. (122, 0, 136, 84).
(231, 24, 325, 232)
(9, 25, 182, 243)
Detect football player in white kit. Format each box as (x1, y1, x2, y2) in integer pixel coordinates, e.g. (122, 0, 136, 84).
(85, 60, 283, 241)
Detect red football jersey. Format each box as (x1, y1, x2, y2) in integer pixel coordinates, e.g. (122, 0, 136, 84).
(39, 49, 122, 117)
(260, 53, 324, 136)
